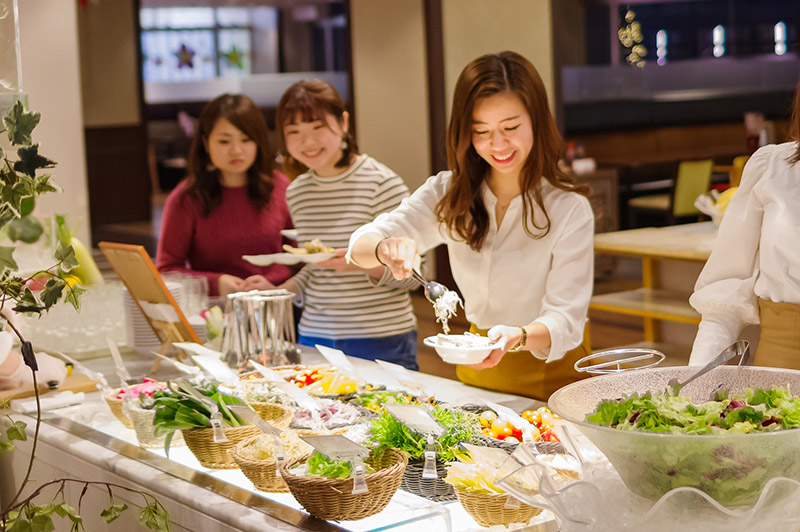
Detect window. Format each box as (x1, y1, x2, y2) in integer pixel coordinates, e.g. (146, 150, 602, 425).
(140, 7, 266, 82)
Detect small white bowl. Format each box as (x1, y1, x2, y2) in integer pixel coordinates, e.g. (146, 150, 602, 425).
(423, 335, 502, 365)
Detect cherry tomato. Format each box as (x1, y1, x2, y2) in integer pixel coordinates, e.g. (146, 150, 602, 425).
(511, 427, 523, 440)
(491, 418, 509, 433)
(504, 436, 520, 444)
(480, 410, 498, 428)
(493, 425, 513, 440)
(540, 411, 555, 427)
(521, 410, 535, 424)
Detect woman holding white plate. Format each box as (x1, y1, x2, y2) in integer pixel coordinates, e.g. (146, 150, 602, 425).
(347, 52, 594, 399)
(275, 80, 419, 370)
(156, 94, 296, 297)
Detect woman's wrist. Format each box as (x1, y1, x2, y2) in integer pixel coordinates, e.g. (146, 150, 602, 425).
(374, 237, 388, 266)
(509, 326, 528, 352)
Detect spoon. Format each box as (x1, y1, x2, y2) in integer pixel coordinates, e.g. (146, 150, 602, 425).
(410, 270, 447, 302)
(668, 340, 750, 396)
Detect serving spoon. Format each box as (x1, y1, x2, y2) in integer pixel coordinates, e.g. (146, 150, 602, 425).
(410, 270, 447, 302)
(668, 340, 750, 396)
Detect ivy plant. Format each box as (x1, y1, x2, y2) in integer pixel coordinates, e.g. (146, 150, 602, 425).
(0, 100, 171, 531)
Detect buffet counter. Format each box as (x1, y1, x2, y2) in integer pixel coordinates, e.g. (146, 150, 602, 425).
(3, 348, 559, 532)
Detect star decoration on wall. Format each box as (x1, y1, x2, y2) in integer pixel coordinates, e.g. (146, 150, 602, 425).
(175, 44, 196, 69)
(222, 46, 244, 69)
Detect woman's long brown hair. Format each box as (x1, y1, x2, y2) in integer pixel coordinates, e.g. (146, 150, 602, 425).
(789, 78, 800, 163)
(185, 93, 277, 216)
(436, 51, 589, 251)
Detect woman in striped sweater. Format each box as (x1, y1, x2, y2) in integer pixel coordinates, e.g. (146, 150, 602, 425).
(275, 79, 419, 369)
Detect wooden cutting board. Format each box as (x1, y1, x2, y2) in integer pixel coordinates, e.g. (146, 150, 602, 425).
(0, 372, 100, 403)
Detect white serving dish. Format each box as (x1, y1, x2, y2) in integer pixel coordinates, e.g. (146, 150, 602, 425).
(423, 335, 502, 365)
(279, 229, 298, 240)
(243, 252, 336, 266)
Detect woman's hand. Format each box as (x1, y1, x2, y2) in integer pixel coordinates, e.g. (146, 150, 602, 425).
(316, 249, 361, 272)
(467, 325, 524, 369)
(376, 237, 420, 280)
(218, 274, 245, 296)
(242, 275, 276, 291)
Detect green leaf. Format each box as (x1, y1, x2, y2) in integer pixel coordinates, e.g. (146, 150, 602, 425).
(6, 420, 27, 441)
(4, 100, 41, 146)
(64, 284, 85, 311)
(29, 513, 55, 532)
(0, 438, 15, 452)
(40, 278, 66, 309)
(6, 517, 33, 532)
(2, 182, 33, 218)
(52, 503, 80, 521)
(13, 145, 56, 178)
(13, 286, 43, 315)
(20, 196, 35, 217)
(100, 502, 128, 524)
(55, 240, 78, 273)
(33, 174, 60, 195)
(7, 216, 43, 243)
(137, 503, 170, 532)
(0, 245, 19, 272)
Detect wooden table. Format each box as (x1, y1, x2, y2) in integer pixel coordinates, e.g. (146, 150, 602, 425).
(590, 222, 717, 362)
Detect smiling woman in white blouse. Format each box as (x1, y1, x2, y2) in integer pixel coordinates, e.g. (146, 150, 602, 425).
(689, 80, 800, 369)
(346, 51, 594, 400)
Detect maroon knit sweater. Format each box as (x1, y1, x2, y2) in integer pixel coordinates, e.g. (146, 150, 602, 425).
(155, 173, 295, 295)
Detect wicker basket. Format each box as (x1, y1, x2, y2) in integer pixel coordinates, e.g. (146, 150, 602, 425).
(230, 435, 291, 493)
(181, 425, 261, 469)
(400, 458, 456, 502)
(103, 392, 133, 429)
(279, 447, 408, 521)
(128, 405, 185, 449)
(455, 488, 542, 528)
(247, 402, 293, 429)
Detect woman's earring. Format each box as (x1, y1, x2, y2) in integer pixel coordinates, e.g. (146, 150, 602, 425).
(206, 162, 217, 172)
(340, 135, 349, 150)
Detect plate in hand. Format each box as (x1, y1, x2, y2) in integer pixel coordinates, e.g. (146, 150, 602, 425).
(243, 252, 336, 266)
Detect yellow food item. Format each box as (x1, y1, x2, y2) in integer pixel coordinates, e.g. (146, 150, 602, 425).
(715, 186, 738, 214)
(282, 239, 334, 255)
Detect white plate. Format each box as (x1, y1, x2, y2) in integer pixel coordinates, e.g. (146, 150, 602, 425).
(280, 229, 298, 240)
(243, 252, 336, 266)
(423, 335, 503, 365)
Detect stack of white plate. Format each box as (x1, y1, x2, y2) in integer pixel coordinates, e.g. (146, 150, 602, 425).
(123, 283, 207, 354)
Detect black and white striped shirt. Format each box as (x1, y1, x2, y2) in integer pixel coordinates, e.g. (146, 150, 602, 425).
(286, 155, 417, 339)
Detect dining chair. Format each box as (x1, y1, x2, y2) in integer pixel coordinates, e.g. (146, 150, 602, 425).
(729, 155, 750, 187)
(627, 159, 714, 227)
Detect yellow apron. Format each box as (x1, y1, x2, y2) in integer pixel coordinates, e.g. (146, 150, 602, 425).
(455, 324, 591, 402)
(755, 298, 800, 369)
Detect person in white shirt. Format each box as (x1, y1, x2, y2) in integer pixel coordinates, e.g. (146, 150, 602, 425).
(347, 51, 594, 400)
(690, 82, 800, 368)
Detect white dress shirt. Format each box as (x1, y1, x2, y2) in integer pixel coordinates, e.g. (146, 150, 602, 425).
(690, 142, 800, 365)
(347, 171, 595, 362)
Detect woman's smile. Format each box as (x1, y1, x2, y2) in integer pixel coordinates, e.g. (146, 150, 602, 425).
(492, 150, 516, 164)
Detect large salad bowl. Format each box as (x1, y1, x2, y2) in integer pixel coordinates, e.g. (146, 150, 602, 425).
(549, 365, 800, 506)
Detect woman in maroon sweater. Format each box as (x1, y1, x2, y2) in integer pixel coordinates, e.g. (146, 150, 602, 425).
(156, 94, 294, 296)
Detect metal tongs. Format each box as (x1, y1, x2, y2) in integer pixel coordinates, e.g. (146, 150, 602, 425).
(409, 270, 447, 302)
(668, 340, 750, 396)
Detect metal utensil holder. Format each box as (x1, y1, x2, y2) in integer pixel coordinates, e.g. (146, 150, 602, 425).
(220, 289, 296, 370)
(574, 347, 666, 375)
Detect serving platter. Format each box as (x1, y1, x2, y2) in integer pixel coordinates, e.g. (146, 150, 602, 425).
(243, 252, 336, 266)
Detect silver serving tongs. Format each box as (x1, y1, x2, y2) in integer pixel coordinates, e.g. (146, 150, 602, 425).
(409, 270, 447, 303)
(668, 340, 751, 397)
